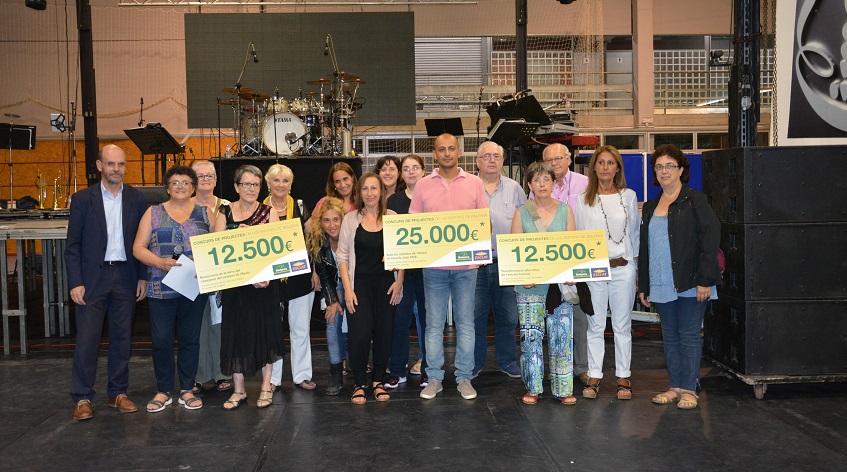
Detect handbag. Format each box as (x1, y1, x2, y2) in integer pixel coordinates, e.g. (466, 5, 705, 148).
(575, 282, 594, 315)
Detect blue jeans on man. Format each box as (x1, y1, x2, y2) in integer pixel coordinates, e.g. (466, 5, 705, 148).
(473, 262, 519, 375)
(423, 268, 477, 382)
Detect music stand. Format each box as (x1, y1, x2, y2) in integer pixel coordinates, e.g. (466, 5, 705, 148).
(0, 123, 36, 204)
(486, 119, 539, 180)
(486, 93, 551, 130)
(125, 124, 183, 185)
(424, 118, 464, 137)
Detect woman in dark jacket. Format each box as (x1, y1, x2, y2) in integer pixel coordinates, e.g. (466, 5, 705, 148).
(307, 197, 349, 395)
(638, 144, 721, 410)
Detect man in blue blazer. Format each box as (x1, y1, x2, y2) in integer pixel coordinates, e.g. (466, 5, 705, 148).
(65, 144, 148, 421)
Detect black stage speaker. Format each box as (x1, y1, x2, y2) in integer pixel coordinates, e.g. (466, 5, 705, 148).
(702, 146, 847, 224)
(702, 146, 847, 377)
(703, 295, 847, 376)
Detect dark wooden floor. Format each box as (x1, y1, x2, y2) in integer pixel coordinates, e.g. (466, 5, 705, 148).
(1, 299, 846, 471)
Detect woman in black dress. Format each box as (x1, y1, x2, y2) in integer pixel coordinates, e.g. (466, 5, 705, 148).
(219, 165, 285, 410)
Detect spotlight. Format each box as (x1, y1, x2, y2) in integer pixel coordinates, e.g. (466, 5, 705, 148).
(25, 0, 47, 10)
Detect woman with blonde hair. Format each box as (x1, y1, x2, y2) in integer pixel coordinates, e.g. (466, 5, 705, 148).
(574, 145, 641, 401)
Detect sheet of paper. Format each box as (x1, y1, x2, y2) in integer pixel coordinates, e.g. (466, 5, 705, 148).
(162, 254, 200, 301)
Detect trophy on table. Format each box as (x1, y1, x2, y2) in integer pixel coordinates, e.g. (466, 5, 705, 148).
(35, 170, 47, 209)
(53, 172, 69, 210)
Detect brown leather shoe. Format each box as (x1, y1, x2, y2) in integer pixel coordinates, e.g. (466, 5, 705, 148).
(74, 399, 93, 421)
(108, 393, 139, 413)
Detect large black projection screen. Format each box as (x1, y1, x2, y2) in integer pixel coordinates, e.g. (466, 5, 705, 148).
(185, 12, 415, 128)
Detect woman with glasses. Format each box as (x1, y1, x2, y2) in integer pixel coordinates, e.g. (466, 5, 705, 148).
(512, 162, 578, 405)
(219, 165, 285, 410)
(638, 144, 720, 410)
(375, 155, 404, 197)
(190, 161, 233, 394)
(263, 164, 317, 392)
(574, 145, 641, 401)
(385, 154, 428, 389)
(133, 165, 226, 412)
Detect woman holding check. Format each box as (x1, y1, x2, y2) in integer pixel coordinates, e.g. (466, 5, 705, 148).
(511, 162, 577, 405)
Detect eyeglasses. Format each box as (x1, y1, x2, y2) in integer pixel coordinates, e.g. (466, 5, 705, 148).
(478, 153, 502, 161)
(654, 164, 680, 172)
(402, 165, 422, 172)
(543, 155, 570, 163)
(237, 182, 261, 189)
(196, 173, 216, 181)
(168, 180, 192, 187)
(530, 176, 553, 185)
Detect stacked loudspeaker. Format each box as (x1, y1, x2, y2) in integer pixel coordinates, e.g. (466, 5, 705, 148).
(701, 146, 847, 376)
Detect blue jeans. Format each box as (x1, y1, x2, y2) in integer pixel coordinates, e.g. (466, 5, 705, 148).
(655, 296, 707, 391)
(422, 268, 477, 382)
(148, 295, 207, 393)
(326, 283, 348, 365)
(473, 263, 519, 372)
(389, 269, 427, 377)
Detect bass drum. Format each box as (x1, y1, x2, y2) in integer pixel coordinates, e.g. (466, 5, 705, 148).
(263, 112, 307, 155)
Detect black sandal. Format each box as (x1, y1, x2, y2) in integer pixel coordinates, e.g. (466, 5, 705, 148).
(351, 386, 367, 405)
(372, 383, 390, 402)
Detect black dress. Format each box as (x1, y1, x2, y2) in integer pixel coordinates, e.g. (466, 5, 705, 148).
(219, 203, 286, 377)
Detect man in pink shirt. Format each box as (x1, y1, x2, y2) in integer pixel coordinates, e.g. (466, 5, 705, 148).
(410, 133, 489, 400)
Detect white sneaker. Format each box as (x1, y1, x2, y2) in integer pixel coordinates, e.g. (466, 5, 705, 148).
(420, 379, 443, 399)
(457, 379, 477, 400)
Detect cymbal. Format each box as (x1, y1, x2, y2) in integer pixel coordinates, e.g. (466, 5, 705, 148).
(217, 99, 240, 106)
(239, 91, 270, 101)
(223, 87, 255, 95)
(306, 78, 333, 86)
(305, 92, 321, 97)
(333, 71, 360, 81)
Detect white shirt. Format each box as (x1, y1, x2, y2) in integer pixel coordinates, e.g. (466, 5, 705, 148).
(574, 189, 640, 262)
(101, 182, 126, 262)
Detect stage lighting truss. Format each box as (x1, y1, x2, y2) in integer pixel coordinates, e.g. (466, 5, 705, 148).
(118, 0, 476, 6)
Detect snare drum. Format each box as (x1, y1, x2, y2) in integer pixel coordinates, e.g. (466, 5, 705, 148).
(290, 98, 311, 116)
(264, 97, 289, 114)
(263, 112, 307, 155)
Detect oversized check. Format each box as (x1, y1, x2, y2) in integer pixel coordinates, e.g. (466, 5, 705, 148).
(496, 230, 611, 286)
(383, 209, 492, 270)
(190, 219, 310, 293)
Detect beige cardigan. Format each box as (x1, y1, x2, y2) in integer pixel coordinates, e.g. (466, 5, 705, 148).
(336, 208, 401, 297)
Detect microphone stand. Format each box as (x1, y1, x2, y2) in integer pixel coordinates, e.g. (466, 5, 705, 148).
(232, 43, 254, 156)
(69, 101, 78, 194)
(326, 34, 344, 156)
(138, 97, 146, 184)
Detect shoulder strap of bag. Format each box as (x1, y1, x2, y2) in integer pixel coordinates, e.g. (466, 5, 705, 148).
(525, 200, 548, 232)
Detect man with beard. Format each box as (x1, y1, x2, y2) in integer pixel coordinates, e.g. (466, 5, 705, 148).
(65, 144, 148, 420)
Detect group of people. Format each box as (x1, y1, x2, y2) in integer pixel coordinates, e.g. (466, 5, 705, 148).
(66, 136, 720, 420)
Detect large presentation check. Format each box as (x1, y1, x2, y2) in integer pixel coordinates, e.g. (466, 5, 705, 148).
(383, 209, 492, 270)
(496, 230, 612, 286)
(190, 219, 311, 293)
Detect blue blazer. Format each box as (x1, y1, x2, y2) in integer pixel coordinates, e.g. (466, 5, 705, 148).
(64, 183, 148, 298)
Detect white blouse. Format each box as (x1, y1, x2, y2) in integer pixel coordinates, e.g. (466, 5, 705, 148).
(574, 188, 641, 262)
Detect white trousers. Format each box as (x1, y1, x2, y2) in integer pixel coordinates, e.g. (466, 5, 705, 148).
(586, 263, 636, 379)
(271, 291, 315, 385)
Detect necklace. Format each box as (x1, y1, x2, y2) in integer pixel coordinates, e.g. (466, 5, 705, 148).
(597, 189, 628, 245)
(270, 197, 288, 214)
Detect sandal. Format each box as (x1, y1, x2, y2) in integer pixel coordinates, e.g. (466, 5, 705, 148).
(582, 378, 600, 399)
(146, 393, 172, 413)
(351, 386, 367, 405)
(223, 392, 247, 411)
(215, 379, 233, 392)
(617, 378, 633, 400)
(678, 390, 699, 410)
(297, 380, 317, 390)
(561, 395, 578, 406)
(256, 389, 274, 409)
(178, 390, 203, 410)
(343, 361, 350, 377)
(372, 383, 390, 402)
(522, 393, 539, 405)
(190, 383, 203, 395)
(651, 388, 681, 405)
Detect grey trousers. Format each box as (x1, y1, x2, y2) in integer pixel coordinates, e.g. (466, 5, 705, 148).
(195, 298, 227, 383)
(572, 303, 589, 376)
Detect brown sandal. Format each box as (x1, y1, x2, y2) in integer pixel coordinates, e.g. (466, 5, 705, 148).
(372, 383, 390, 402)
(582, 378, 600, 399)
(616, 378, 632, 400)
(351, 386, 367, 405)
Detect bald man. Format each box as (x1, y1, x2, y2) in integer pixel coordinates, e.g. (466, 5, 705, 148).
(65, 144, 148, 420)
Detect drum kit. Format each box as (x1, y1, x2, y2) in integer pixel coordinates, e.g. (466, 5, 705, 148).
(218, 71, 364, 157)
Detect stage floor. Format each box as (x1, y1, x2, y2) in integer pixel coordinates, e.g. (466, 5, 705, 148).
(1, 303, 846, 471)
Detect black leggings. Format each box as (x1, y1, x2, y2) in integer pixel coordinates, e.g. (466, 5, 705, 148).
(348, 274, 396, 387)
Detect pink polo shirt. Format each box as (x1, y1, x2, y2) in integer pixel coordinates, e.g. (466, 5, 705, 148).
(410, 167, 489, 270)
